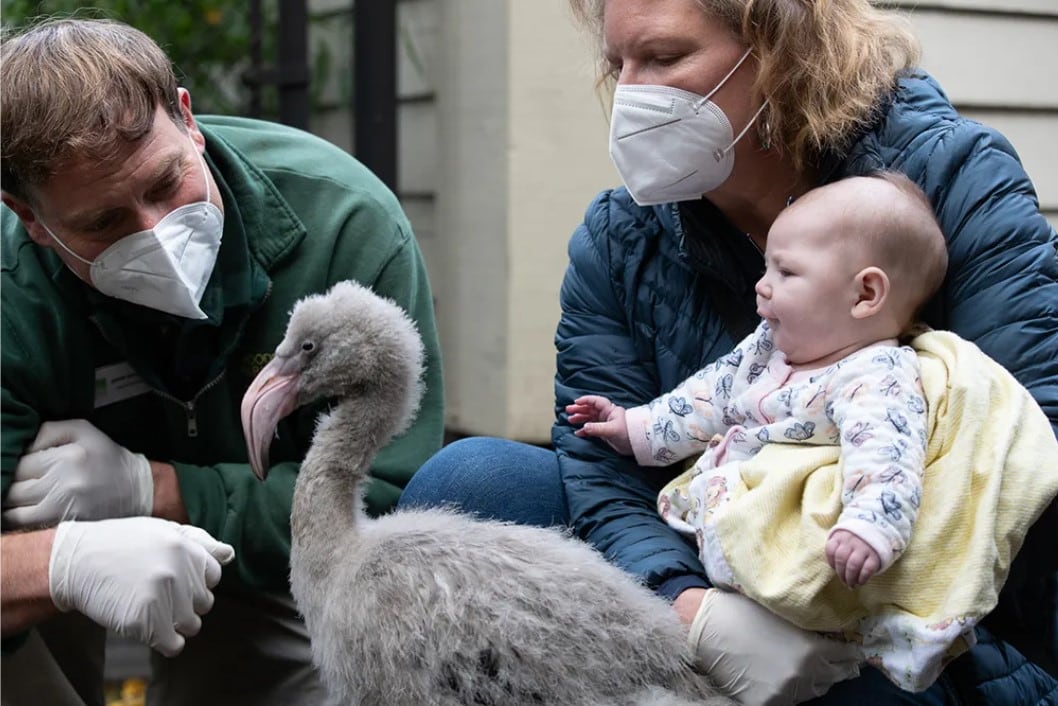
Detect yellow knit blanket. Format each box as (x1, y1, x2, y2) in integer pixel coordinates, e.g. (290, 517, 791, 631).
(660, 331, 1058, 691)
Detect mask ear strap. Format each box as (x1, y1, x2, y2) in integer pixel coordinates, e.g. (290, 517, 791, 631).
(697, 47, 754, 107)
(37, 220, 94, 265)
(715, 100, 770, 161)
(191, 132, 212, 205)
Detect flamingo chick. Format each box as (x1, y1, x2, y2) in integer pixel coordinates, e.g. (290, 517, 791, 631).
(241, 280, 732, 706)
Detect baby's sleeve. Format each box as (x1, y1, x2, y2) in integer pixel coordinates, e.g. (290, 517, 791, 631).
(625, 324, 767, 467)
(827, 347, 928, 571)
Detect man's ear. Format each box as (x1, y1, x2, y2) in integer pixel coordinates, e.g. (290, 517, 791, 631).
(1, 191, 52, 248)
(851, 266, 890, 319)
(177, 88, 205, 151)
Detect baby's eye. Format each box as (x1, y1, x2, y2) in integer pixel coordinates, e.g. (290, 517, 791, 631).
(779, 268, 794, 277)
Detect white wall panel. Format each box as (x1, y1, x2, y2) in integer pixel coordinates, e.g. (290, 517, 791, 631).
(887, 0, 1058, 15)
(398, 0, 439, 99)
(398, 101, 438, 195)
(433, 0, 511, 437)
(910, 11, 1058, 108)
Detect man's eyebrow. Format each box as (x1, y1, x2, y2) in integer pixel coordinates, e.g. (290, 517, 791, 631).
(66, 152, 185, 226)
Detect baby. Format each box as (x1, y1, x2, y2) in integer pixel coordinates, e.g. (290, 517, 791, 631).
(567, 171, 1058, 693)
(567, 171, 948, 589)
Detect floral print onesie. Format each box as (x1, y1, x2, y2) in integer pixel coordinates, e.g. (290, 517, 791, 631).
(629, 320, 928, 581)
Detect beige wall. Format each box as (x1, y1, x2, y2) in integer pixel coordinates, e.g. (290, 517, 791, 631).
(309, 0, 1058, 443)
(431, 0, 616, 440)
(895, 2, 1058, 224)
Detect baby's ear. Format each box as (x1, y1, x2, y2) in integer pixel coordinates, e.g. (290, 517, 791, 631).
(850, 267, 890, 319)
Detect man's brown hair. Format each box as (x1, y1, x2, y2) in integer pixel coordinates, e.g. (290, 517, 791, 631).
(1, 18, 182, 201)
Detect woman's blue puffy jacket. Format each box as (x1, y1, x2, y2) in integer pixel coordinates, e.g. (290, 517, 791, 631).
(553, 70, 1058, 704)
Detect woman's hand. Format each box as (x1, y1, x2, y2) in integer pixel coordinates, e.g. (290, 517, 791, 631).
(687, 588, 862, 705)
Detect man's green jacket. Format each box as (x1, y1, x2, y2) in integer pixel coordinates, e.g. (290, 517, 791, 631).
(1, 115, 445, 591)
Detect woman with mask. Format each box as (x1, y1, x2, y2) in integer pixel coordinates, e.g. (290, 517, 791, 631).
(399, 0, 1058, 703)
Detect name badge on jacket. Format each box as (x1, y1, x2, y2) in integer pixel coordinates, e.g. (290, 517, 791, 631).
(94, 362, 150, 408)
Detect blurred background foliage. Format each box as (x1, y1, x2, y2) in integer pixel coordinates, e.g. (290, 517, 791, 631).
(0, 0, 283, 117)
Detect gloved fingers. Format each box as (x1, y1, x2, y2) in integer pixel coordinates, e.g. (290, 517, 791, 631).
(172, 601, 204, 640)
(797, 641, 862, 701)
(184, 541, 222, 614)
(175, 525, 235, 571)
(2, 502, 57, 528)
(4, 451, 79, 526)
(806, 659, 861, 702)
(205, 553, 226, 591)
(168, 529, 226, 618)
(815, 646, 863, 678)
(14, 443, 88, 483)
(151, 625, 187, 658)
(780, 652, 861, 705)
(813, 634, 864, 663)
(165, 559, 205, 638)
(192, 582, 217, 616)
(10, 446, 61, 482)
(27, 420, 93, 453)
(3, 484, 75, 528)
(2, 477, 50, 509)
(135, 577, 186, 658)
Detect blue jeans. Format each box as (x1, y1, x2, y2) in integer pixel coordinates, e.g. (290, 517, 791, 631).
(399, 437, 954, 705)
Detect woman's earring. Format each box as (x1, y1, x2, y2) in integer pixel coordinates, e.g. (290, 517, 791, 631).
(759, 113, 773, 151)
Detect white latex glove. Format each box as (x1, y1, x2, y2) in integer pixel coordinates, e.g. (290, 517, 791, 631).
(3, 420, 153, 527)
(49, 517, 235, 657)
(689, 589, 862, 705)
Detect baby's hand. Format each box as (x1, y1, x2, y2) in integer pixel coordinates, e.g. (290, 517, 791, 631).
(825, 529, 881, 588)
(566, 395, 615, 425)
(565, 395, 633, 456)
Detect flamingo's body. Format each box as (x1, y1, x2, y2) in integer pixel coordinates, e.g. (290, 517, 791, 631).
(241, 281, 732, 706)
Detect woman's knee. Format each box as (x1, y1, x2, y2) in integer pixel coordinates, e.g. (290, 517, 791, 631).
(399, 437, 567, 526)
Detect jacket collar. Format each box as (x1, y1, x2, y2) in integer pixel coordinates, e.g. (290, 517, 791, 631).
(199, 123, 306, 270)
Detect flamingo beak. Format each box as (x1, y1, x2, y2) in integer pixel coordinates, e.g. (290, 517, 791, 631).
(241, 355, 301, 481)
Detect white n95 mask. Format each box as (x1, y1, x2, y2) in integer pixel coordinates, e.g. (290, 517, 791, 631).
(609, 48, 767, 206)
(40, 136, 224, 320)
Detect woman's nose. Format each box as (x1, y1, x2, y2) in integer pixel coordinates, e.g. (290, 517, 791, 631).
(616, 63, 640, 86)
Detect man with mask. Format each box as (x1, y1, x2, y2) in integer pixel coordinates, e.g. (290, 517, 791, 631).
(0, 17, 444, 706)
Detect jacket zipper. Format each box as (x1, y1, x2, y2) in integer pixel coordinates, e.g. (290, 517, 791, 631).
(89, 280, 273, 438)
(151, 372, 227, 437)
(160, 279, 272, 437)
